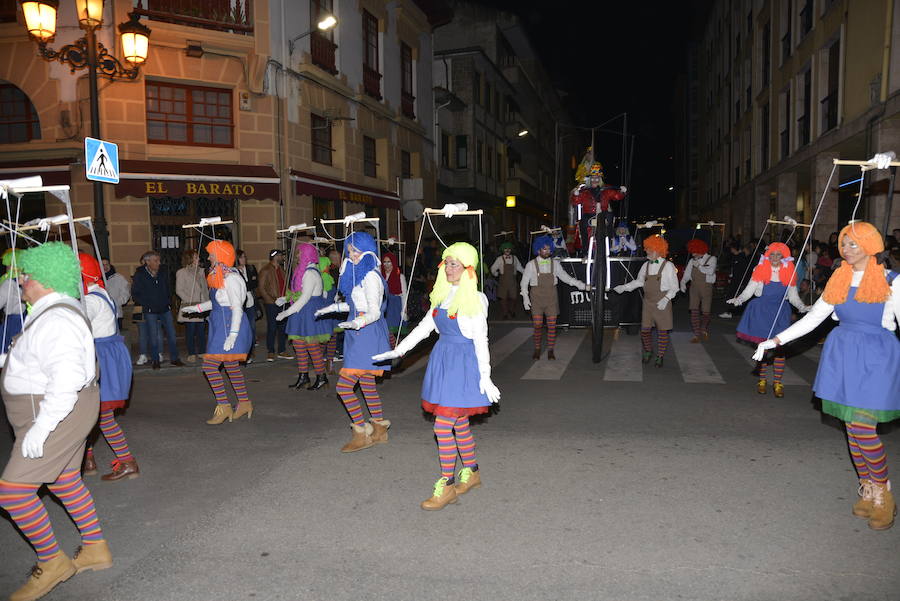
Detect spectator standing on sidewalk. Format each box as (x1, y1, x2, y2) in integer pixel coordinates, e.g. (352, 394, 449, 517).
(259, 249, 290, 361)
(176, 250, 208, 364)
(236, 249, 259, 362)
(719, 242, 751, 319)
(131, 251, 183, 369)
(101, 258, 130, 332)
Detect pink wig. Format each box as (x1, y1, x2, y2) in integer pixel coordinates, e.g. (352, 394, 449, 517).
(291, 243, 320, 292)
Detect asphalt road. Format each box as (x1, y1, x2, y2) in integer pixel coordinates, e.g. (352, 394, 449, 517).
(1, 302, 898, 601)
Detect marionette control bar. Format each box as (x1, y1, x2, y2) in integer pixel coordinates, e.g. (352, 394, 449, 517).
(12, 216, 94, 232)
(319, 218, 381, 225)
(276, 223, 315, 233)
(181, 219, 234, 229)
(422, 208, 484, 216)
(766, 218, 812, 228)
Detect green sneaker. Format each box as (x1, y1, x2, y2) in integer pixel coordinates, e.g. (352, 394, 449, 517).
(642, 351, 652, 364)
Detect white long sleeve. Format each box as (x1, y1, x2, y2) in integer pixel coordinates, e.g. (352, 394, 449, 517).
(399, 273, 407, 296)
(553, 260, 586, 289)
(336, 271, 384, 328)
(619, 263, 648, 292)
(106, 273, 131, 317)
(697, 255, 717, 280)
(393, 306, 437, 356)
(733, 280, 763, 304)
(280, 270, 323, 319)
(213, 272, 247, 334)
(786, 285, 806, 311)
(84, 284, 117, 338)
(774, 296, 835, 344)
(490, 257, 503, 277)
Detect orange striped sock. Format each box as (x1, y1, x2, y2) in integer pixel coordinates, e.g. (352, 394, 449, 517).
(453, 416, 478, 468)
(848, 421, 889, 484)
(845, 423, 869, 480)
(546, 316, 558, 349)
(46, 469, 104, 544)
(292, 339, 308, 373)
(0, 479, 60, 561)
(98, 409, 132, 461)
(202, 358, 229, 405)
(359, 374, 382, 419)
(434, 416, 457, 480)
(224, 361, 249, 404)
(307, 340, 326, 375)
(337, 372, 364, 426)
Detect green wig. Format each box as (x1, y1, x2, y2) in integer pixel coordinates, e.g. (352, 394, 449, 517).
(1, 248, 22, 282)
(318, 256, 334, 292)
(499, 241, 514, 251)
(18, 242, 81, 299)
(429, 242, 483, 317)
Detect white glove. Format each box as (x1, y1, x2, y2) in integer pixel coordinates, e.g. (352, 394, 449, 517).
(479, 375, 501, 404)
(21, 423, 51, 459)
(223, 332, 238, 351)
(343, 212, 366, 226)
(522, 297, 531, 311)
(613, 284, 626, 294)
(372, 350, 402, 362)
(338, 320, 361, 330)
(0, 353, 6, 367)
(275, 310, 289, 321)
(679, 285, 687, 294)
(752, 339, 778, 362)
(314, 307, 331, 317)
(578, 282, 588, 291)
(619, 186, 627, 194)
(800, 304, 812, 314)
(726, 297, 742, 306)
(181, 304, 201, 314)
(441, 202, 467, 218)
(275, 296, 287, 307)
(870, 151, 896, 170)
(656, 297, 669, 310)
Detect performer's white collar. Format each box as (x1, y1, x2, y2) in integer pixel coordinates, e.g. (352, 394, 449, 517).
(339, 251, 380, 276)
(26, 291, 80, 322)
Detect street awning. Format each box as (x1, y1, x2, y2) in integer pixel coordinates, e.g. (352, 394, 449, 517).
(116, 160, 280, 201)
(0, 158, 73, 186)
(291, 169, 400, 209)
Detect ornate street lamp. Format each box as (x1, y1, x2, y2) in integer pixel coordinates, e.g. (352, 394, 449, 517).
(19, 0, 151, 255)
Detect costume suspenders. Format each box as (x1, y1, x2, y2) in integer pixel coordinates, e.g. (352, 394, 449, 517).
(88, 290, 120, 334)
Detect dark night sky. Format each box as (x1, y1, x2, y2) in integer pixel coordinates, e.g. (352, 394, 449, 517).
(475, 1, 707, 220)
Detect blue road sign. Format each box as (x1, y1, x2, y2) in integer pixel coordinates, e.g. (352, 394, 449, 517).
(85, 137, 119, 184)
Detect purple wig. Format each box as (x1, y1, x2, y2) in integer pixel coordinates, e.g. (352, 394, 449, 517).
(291, 243, 320, 292)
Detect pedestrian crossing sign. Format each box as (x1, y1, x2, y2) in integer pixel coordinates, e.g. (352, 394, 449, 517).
(84, 137, 119, 184)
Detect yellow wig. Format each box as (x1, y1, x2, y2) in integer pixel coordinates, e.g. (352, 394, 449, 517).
(822, 221, 890, 305)
(429, 242, 482, 317)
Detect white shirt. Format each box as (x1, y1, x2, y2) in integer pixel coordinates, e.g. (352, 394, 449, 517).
(84, 284, 117, 338)
(105, 272, 131, 318)
(731, 267, 807, 311)
(490, 255, 524, 277)
(610, 235, 637, 254)
(194, 271, 248, 334)
(619, 260, 679, 299)
(520, 257, 586, 299)
(776, 270, 900, 343)
(322, 270, 384, 329)
(394, 286, 492, 378)
(0, 277, 24, 316)
(279, 268, 325, 319)
(681, 254, 718, 286)
(3, 292, 96, 432)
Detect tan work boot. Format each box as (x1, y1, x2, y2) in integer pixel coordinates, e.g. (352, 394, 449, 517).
(82, 452, 97, 476)
(232, 401, 254, 421)
(72, 540, 113, 573)
(370, 418, 391, 444)
(340, 423, 374, 453)
(10, 553, 76, 601)
(868, 481, 896, 530)
(101, 458, 140, 482)
(421, 477, 459, 510)
(853, 479, 875, 518)
(206, 404, 233, 425)
(455, 467, 482, 495)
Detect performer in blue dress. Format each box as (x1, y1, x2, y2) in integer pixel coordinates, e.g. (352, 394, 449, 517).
(316, 231, 392, 452)
(182, 240, 254, 424)
(754, 222, 900, 530)
(79, 253, 138, 482)
(318, 255, 341, 374)
(727, 242, 810, 397)
(0, 249, 25, 353)
(373, 242, 501, 511)
(276, 242, 331, 391)
(380, 251, 407, 347)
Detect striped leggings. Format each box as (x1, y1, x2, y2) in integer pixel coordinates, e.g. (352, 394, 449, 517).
(532, 314, 558, 350)
(336, 370, 382, 426)
(292, 339, 325, 375)
(639, 327, 670, 357)
(433, 415, 478, 481)
(847, 421, 889, 484)
(86, 409, 133, 461)
(757, 356, 786, 383)
(202, 358, 250, 406)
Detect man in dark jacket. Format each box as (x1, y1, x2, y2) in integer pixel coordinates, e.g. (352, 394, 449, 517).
(131, 251, 183, 369)
(719, 243, 751, 318)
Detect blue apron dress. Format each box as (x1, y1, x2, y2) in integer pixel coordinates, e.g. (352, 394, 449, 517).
(341, 293, 392, 373)
(736, 281, 792, 344)
(2, 312, 23, 353)
(205, 277, 253, 361)
(286, 267, 331, 343)
(88, 291, 133, 410)
(814, 273, 900, 423)
(420, 308, 491, 417)
(384, 292, 407, 333)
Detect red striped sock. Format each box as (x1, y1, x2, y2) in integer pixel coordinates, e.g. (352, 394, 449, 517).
(772, 356, 785, 382)
(98, 409, 132, 461)
(453, 416, 478, 468)
(46, 469, 104, 545)
(434, 416, 457, 479)
(848, 421, 889, 484)
(845, 423, 870, 480)
(325, 335, 337, 361)
(292, 339, 308, 373)
(336, 372, 364, 426)
(307, 340, 326, 375)
(389, 332, 397, 348)
(700, 312, 711, 334)
(758, 362, 768, 380)
(359, 374, 382, 419)
(224, 361, 249, 404)
(532, 315, 544, 350)
(640, 327, 652, 352)
(657, 329, 670, 357)
(0, 479, 61, 561)
(202, 358, 229, 405)
(546, 316, 558, 350)
(690, 310, 700, 336)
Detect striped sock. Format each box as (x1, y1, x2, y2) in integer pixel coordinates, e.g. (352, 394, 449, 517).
(0, 480, 61, 561)
(325, 335, 337, 361)
(223, 361, 249, 404)
(307, 340, 326, 375)
(772, 356, 785, 383)
(98, 409, 133, 461)
(433, 416, 457, 479)
(700, 312, 711, 334)
(546, 316, 558, 350)
(640, 328, 652, 352)
(848, 421, 889, 484)
(46, 469, 104, 545)
(389, 332, 397, 348)
(454, 416, 478, 468)
(690, 310, 700, 336)
(336, 372, 364, 426)
(359, 374, 382, 419)
(532, 315, 544, 350)
(758, 362, 768, 380)
(292, 339, 308, 373)
(657, 329, 670, 357)
(202, 359, 229, 405)
(845, 423, 870, 480)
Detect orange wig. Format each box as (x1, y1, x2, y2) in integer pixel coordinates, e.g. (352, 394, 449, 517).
(686, 239, 708, 255)
(750, 242, 796, 286)
(206, 240, 236, 289)
(78, 252, 104, 294)
(822, 221, 890, 304)
(642, 235, 668, 257)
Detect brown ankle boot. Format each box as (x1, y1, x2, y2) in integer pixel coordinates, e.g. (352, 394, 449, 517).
(340, 423, 374, 453)
(206, 404, 233, 425)
(455, 467, 481, 494)
(853, 479, 875, 518)
(10, 553, 76, 601)
(101, 458, 140, 481)
(532, 348, 541, 360)
(83, 453, 97, 476)
(72, 540, 113, 573)
(232, 401, 253, 420)
(370, 418, 391, 444)
(547, 349, 556, 360)
(421, 477, 459, 510)
(867, 481, 896, 530)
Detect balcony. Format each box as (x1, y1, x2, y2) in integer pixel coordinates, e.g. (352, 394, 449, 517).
(311, 31, 337, 74)
(132, 0, 253, 35)
(363, 65, 382, 100)
(401, 91, 415, 119)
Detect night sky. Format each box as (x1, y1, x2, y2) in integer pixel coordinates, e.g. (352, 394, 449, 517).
(476, 1, 707, 221)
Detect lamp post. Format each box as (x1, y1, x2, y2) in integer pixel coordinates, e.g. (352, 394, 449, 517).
(20, 0, 151, 257)
(287, 14, 338, 57)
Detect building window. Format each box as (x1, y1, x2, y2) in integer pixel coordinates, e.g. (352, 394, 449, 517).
(781, 0, 793, 63)
(441, 131, 450, 168)
(473, 71, 481, 105)
(313, 196, 343, 223)
(456, 135, 468, 168)
(401, 150, 412, 179)
(762, 22, 771, 88)
(779, 87, 791, 160)
(821, 39, 840, 132)
(363, 136, 377, 178)
(800, 0, 813, 37)
(476, 140, 483, 174)
(485, 82, 492, 113)
(798, 69, 811, 146)
(400, 42, 415, 119)
(497, 151, 503, 183)
(486, 145, 493, 179)
(362, 10, 381, 99)
(311, 0, 337, 74)
(0, 83, 40, 143)
(311, 113, 332, 165)
(761, 102, 770, 171)
(146, 81, 233, 147)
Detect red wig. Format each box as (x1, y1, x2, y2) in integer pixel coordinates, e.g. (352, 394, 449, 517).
(78, 252, 104, 294)
(686, 239, 709, 255)
(750, 242, 796, 286)
(381, 252, 402, 295)
(642, 235, 668, 257)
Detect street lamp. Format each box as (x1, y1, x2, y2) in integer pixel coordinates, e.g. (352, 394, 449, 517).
(20, 0, 151, 256)
(517, 129, 528, 137)
(288, 14, 338, 57)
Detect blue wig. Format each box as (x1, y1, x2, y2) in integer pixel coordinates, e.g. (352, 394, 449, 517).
(338, 231, 382, 298)
(532, 235, 554, 256)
